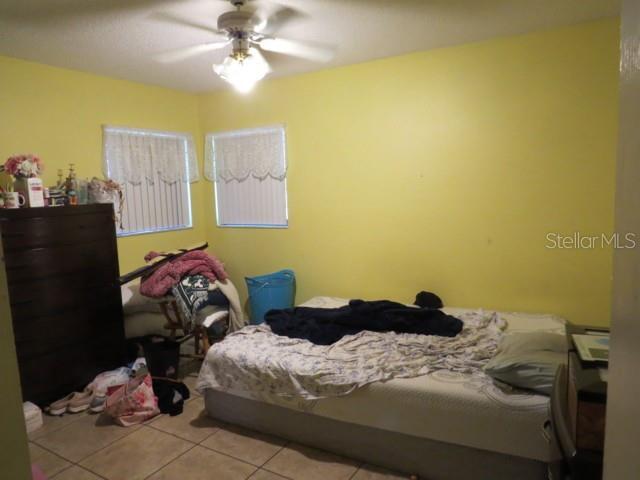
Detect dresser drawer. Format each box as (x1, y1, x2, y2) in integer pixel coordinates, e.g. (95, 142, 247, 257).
(0, 207, 114, 251)
(4, 239, 117, 282)
(14, 302, 123, 358)
(7, 268, 117, 305)
(18, 337, 126, 404)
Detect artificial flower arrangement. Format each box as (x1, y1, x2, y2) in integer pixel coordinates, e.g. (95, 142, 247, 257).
(1, 154, 44, 178)
(1, 155, 45, 208)
(88, 177, 122, 203)
(88, 177, 124, 228)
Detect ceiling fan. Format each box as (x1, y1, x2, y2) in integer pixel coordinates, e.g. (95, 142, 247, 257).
(155, 0, 335, 93)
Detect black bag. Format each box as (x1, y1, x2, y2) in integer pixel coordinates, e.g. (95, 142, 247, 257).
(126, 335, 181, 379)
(152, 378, 191, 416)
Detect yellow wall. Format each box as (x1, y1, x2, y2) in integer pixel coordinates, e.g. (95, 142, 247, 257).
(199, 19, 619, 326)
(0, 57, 208, 475)
(0, 56, 204, 273)
(0, 19, 619, 325)
(0, 20, 616, 475)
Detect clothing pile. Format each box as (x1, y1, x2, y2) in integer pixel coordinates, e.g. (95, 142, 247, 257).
(45, 357, 191, 427)
(171, 274, 230, 334)
(265, 291, 463, 345)
(139, 250, 227, 298)
(135, 249, 245, 335)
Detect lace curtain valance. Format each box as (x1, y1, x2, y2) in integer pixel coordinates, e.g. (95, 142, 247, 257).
(103, 126, 200, 184)
(204, 125, 287, 182)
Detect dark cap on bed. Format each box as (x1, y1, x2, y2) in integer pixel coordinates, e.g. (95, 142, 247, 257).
(414, 291, 444, 309)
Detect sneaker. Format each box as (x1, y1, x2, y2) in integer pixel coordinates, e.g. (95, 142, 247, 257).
(88, 395, 107, 413)
(67, 389, 93, 413)
(47, 393, 75, 416)
(48, 389, 94, 415)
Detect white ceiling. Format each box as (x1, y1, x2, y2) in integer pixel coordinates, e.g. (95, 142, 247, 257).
(0, 0, 620, 93)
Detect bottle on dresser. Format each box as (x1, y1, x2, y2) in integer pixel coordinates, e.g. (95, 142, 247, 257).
(65, 163, 78, 206)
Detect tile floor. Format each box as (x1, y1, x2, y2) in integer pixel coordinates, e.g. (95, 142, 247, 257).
(29, 372, 408, 480)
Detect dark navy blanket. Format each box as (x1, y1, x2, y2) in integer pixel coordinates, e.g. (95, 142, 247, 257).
(265, 299, 463, 345)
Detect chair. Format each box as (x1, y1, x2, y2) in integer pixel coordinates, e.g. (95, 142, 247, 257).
(119, 242, 232, 359)
(159, 298, 228, 359)
(121, 278, 228, 359)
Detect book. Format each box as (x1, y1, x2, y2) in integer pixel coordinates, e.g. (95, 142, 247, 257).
(572, 333, 610, 364)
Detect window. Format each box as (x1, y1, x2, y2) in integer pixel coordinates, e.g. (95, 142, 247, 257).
(205, 125, 288, 228)
(102, 126, 199, 236)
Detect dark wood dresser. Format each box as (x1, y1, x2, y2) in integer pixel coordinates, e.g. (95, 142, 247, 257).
(0, 204, 126, 406)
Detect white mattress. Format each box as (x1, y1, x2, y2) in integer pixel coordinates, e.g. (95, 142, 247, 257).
(309, 354, 551, 461)
(205, 297, 566, 462)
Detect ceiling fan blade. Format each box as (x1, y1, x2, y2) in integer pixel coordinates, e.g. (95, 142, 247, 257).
(258, 38, 334, 63)
(155, 41, 230, 64)
(150, 11, 227, 37)
(254, 5, 304, 34)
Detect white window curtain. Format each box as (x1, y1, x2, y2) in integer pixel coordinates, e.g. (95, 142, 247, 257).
(204, 126, 286, 182)
(103, 125, 199, 184)
(102, 125, 197, 236)
(205, 125, 288, 228)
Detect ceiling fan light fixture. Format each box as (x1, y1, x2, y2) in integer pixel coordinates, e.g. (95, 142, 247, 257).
(213, 47, 270, 93)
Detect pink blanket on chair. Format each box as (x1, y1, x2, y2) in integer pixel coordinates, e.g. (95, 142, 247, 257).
(139, 250, 227, 298)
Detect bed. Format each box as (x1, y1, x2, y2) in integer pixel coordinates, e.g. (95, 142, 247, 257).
(196, 296, 565, 480)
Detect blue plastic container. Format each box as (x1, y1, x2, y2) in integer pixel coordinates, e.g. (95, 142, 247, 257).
(245, 269, 296, 325)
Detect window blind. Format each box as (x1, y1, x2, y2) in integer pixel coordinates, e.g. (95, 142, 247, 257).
(206, 125, 288, 228)
(119, 169, 192, 236)
(102, 126, 194, 236)
(214, 176, 287, 227)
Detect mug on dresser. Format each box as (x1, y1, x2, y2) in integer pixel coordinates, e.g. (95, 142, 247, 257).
(2, 191, 25, 208)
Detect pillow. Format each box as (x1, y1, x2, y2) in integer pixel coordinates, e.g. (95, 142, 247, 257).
(484, 332, 568, 395)
(121, 280, 164, 315)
